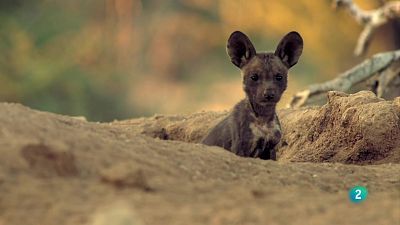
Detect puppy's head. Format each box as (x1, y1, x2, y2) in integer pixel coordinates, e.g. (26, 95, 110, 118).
(227, 31, 303, 106)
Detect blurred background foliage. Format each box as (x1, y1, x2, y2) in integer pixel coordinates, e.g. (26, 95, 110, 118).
(0, 0, 398, 121)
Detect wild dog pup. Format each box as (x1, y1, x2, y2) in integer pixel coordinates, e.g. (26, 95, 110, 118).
(202, 31, 303, 160)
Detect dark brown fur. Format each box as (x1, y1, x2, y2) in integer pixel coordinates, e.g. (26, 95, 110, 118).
(202, 31, 303, 160)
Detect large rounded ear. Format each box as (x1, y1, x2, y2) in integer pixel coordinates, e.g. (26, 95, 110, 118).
(274, 31, 303, 68)
(226, 31, 256, 68)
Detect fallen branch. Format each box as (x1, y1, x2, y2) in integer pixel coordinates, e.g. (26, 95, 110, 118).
(333, 0, 400, 56)
(289, 50, 400, 108)
(376, 59, 400, 99)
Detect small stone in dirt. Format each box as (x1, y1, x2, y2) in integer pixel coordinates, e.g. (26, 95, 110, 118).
(88, 202, 144, 225)
(100, 165, 154, 192)
(21, 143, 78, 177)
(251, 189, 266, 198)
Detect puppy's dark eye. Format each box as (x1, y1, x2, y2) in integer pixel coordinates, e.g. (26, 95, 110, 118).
(275, 74, 283, 81)
(250, 74, 259, 81)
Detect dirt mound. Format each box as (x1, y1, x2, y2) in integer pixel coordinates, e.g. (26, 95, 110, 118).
(279, 91, 400, 164)
(0, 91, 399, 225)
(114, 91, 400, 165)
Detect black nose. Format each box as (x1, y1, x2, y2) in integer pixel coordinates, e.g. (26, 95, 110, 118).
(264, 93, 275, 100)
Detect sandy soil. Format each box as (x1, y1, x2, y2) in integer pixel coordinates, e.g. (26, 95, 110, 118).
(0, 91, 399, 225)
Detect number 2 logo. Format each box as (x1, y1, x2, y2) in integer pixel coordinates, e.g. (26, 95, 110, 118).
(349, 186, 368, 203)
(354, 189, 362, 200)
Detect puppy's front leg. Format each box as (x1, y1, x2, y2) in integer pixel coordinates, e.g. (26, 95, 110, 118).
(269, 146, 277, 160)
(231, 136, 253, 157)
(260, 142, 277, 160)
(231, 136, 243, 156)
